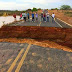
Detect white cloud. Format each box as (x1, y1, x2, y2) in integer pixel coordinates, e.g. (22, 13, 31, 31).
(20, 0, 62, 4)
(0, 2, 16, 10)
(0, 1, 30, 10)
(0, 0, 71, 10)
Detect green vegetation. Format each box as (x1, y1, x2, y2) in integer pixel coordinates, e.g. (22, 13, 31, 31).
(38, 8, 41, 10)
(26, 9, 31, 11)
(0, 7, 42, 16)
(32, 7, 38, 12)
(51, 8, 59, 10)
(55, 8, 58, 10)
(60, 5, 71, 10)
(64, 12, 72, 17)
(51, 5, 72, 10)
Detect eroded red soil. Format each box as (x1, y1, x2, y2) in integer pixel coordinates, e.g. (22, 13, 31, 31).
(0, 26, 72, 52)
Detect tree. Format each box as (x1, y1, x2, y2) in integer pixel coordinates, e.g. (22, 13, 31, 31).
(38, 8, 41, 10)
(51, 8, 54, 10)
(55, 8, 58, 10)
(32, 7, 38, 12)
(60, 5, 71, 10)
(27, 9, 31, 11)
(15, 10, 18, 12)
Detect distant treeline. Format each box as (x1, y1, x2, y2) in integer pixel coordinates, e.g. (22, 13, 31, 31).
(0, 10, 25, 16)
(0, 8, 42, 16)
(0, 8, 44, 16)
(51, 5, 72, 10)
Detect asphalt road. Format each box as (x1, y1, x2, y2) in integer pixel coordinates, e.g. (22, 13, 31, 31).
(0, 42, 72, 72)
(8, 16, 72, 28)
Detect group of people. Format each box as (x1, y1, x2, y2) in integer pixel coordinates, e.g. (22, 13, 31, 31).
(41, 12, 55, 22)
(20, 12, 38, 22)
(13, 12, 55, 22)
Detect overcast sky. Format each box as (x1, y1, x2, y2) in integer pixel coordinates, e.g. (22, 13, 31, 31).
(0, 0, 72, 10)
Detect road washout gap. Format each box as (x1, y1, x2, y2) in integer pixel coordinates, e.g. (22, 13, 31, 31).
(0, 26, 72, 51)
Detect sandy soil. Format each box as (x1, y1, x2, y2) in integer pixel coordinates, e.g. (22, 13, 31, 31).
(0, 38, 72, 52)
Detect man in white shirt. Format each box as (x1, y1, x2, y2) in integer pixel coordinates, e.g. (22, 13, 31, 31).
(22, 12, 27, 22)
(52, 12, 55, 22)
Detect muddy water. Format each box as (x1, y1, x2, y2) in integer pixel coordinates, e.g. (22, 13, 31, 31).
(0, 16, 20, 27)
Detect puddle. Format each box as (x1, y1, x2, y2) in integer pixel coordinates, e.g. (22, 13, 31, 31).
(0, 16, 20, 27)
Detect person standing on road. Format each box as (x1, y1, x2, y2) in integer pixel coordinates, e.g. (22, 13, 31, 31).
(27, 12, 30, 21)
(35, 12, 38, 22)
(22, 12, 27, 22)
(43, 13, 46, 22)
(41, 12, 43, 21)
(32, 12, 35, 22)
(46, 13, 49, 22)
(20, 13, 22, 20)
(13, 13, 16, 21)
(52, 12, 55, 22)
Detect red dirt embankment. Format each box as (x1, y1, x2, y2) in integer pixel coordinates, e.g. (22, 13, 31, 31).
(0, 26, 72, 49)
(48, 10, 72, 25)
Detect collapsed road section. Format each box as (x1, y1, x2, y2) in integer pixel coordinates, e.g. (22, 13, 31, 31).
(0, 26, 72, 48)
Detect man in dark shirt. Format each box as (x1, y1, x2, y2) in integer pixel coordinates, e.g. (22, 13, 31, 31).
(41, 12, 43, 21)
(32, 12, 35, 22)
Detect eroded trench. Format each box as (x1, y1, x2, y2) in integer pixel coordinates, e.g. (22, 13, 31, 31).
(0, 26, 72, 52)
